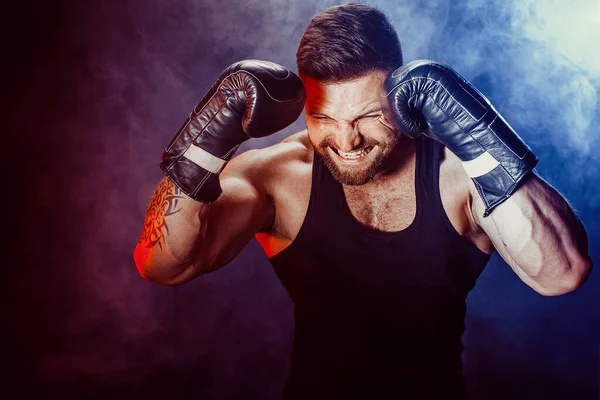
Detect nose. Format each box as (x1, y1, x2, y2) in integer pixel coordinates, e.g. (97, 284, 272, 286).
(333, 122, 363, 153)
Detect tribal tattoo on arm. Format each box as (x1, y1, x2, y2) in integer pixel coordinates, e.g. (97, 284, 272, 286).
(140, 177, 185, 250)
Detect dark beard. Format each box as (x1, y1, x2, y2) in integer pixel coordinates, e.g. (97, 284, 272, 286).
(312, 136, 398, 186)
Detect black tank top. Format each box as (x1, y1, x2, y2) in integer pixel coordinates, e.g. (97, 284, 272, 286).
(269, 136, 491, 399)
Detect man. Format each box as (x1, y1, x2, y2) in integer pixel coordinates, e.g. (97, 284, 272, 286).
(134, 3, 592, 399)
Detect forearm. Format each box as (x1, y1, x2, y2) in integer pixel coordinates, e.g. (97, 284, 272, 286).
(134, 176, 210, 285)
(479, 173, 592, 294)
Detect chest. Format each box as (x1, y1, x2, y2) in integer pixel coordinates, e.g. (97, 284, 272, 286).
(343, 171, 416, 232)
(262, 150, 477, 256)
(271, 161, 418, 242)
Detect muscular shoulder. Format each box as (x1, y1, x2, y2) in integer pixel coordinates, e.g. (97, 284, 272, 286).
(278, 129, 313, 160)
(230, 130, 313, 241)
(227, 130, 313, 194)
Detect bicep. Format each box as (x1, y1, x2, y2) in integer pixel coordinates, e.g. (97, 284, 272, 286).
(202, 150, 275, 271)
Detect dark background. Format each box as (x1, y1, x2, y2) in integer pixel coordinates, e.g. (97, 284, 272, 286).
(5, 0, 599, 398)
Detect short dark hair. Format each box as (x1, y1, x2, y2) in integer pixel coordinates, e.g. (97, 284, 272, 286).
(296, 2, 403, 82)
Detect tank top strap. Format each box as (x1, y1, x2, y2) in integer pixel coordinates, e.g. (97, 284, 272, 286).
(415, 135, 474, 237)
(414, 135, 442, 208)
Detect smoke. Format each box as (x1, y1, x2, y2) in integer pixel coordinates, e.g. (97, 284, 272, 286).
(11, 0, 599, 398)
(507, 0, 599, 156)
(397, 0, 600, 208)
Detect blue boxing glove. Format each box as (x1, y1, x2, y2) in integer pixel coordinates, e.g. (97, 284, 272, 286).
(381, 60, 538, 216)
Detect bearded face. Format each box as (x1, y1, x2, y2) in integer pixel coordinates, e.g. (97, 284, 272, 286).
(303, 71, 401, 185)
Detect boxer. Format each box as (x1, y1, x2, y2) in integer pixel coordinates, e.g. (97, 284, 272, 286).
(134, 3, 591, 399)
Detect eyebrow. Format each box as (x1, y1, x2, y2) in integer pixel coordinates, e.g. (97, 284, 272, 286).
(307, 106, 382, 120)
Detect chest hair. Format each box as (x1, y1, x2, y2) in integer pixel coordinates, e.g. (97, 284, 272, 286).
(344, 174, 416, 232)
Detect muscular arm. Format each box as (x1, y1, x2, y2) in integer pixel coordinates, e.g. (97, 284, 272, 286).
(471, 172, 592, 296)
(381, 59, 592, 296)
(134, 149, 275, 286)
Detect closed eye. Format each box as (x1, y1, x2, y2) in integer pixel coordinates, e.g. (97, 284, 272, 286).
(356, 114, 382, 123)
(312, 115, 335, 123)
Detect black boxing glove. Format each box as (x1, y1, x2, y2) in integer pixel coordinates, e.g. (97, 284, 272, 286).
(381, 60, 538, 216)
(160, 60, 306, 203)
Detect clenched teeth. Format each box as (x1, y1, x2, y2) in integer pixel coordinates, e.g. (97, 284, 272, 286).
(335, 146, 374, 159)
